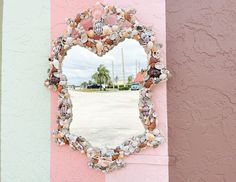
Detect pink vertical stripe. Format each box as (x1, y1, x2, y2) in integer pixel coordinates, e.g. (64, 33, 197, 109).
(50, 1, 105, 182)
(50, 1, 168, 182)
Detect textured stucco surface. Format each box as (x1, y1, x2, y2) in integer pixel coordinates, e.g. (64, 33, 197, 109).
(166, 0, 236, 181)
(1, 0, 50, 182)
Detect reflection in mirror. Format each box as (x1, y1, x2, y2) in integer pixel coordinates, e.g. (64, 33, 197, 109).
(63, 39, 148, 148)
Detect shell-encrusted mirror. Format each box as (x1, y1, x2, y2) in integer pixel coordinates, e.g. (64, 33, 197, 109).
(45, 2, 169, 172)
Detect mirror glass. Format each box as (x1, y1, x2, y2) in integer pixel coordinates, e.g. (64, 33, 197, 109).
(63, 39, 148, 148)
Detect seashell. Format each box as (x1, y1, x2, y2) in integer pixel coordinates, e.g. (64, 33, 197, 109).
(57, 84, 63, 92)
(49, 76, 60, 85)
(122, 145, 129, 152)
(44, 80, 50, 86)
(159, 73, 167, 80)
(124, 12, 132, 21)
(144, 79, 153, 88)
(84, 41, 95, 48)
(67, 26, 73, 35)
(123, 31, 130, 38)
(56, 132, 65, 139)
(146, 133, 155, 141)
(53, 72, 60, 78)
(152, 129, 160, 136)
(136, 25, 143, 31)
(153, 77, 161, 84)
(138, 143, 147, 148)
(154, 63, 164, 70)
(80, 34, 88, 43)
(93, 35, 102, 40)
(147, 41, 154, 49)
(112, 154, 119, 161)
(102, 25, 112, 35)
(148, 68, 161, 77)
(51, 59, 59, 69)
(87, 29, 95, 38)
(145, 92, 152, 98)
(112, 25, 119, 32)
(85, 41, 95, 48)
(131, 29, 138, 36)
(133, 34, 140, 40)
(105, 39, 113, 45)
(64, 93, 69, 98)
(64, 45, 69, 50)
(91, 158, 99, 164)
(129, 147, 135, 153)
(148, 120, 156, 131)
(66, 37, 73, 45)
(103, 46, 109, 52)
(98, 160, 110, 168)
(75, 14, 81, 24)
(145, 117, 151, 125)
(110, 32, 118, 40)
(132, 141, 139, 147)
(96, 41, 103, 53)
(144, 74, 150, 81)
(151, 45, 160, 55)
(141, 32, 151, 43)
(149, 56, 158, 66)
(156, 136, 164, 144)
(93, 20, 104, 35)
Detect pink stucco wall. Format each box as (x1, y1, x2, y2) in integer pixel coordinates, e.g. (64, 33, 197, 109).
(51, 0, 168, 182)
(166, 0, 236, 181)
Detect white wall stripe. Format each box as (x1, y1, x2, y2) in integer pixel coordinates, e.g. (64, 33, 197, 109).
(1, 0, 50, 181)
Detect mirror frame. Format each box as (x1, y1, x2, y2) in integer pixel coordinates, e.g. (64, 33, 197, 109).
(45, 3, 169, 172)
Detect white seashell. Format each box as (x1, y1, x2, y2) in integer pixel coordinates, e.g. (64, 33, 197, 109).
(144, 75, 150, 81)
(131, 30, 138, 37)
(155, 63, 164, 70)
(152, 129, 160, 136)
(132, 141, 138, 147)
(96, 41, 103, 53)
(102, 25, 112, 35)
(67, 26, 72, 35)
(112, 25, 119, 32)
(129, 147, 135, 153)
(66, 37, 73, 44)
(110, 32, 118, 40)
(156, 136, 164, 144)
(122, 145, 129, 152)
(116, 8, 122, 13)
(44, 80, 50, 86)
(147, 41, 153, 49)
(80, 34, 88, 43)
(51, 59, 59, 69)
(93, 20, 104, 34)
(64, 45, 69, 50)
(159, 73, 167, 80)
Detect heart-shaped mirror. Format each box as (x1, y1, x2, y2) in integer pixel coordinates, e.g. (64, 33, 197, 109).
(63, 39, 147, 148)
(45, 3, 169, 173)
